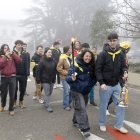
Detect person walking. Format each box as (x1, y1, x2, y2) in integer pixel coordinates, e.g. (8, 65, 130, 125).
(13, 40, 30, 108)
(31, 45, 44, 104)
(0, 44, 22, 115)
(66, 50, 96, 137)
(36, 47, 57, 112)
(57, 46, 72, 111)
(96, 32, 128, 133)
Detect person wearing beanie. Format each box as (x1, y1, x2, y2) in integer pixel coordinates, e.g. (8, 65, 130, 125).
(96, 32, 128, 134)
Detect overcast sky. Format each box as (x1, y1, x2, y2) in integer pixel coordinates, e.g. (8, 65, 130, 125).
(0, 0, 32, 20)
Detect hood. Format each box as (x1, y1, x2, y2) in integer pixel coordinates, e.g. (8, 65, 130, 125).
(103, 43, 120, 52)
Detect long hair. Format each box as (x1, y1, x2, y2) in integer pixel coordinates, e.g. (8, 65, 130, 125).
(79, 50, 96, 73)
(0, 44, 9, 55)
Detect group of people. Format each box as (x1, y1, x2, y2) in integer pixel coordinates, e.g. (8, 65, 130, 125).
(0, 31, 131, 138)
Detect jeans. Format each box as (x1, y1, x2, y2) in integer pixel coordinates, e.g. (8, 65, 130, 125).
(1, 76, 16, 111)
(61, 79, 71, 108)
(42, 83, 54, 107)
(99, 83, 125, 128)
(15, 76, 27, 102)
(89, 87, 94, 103)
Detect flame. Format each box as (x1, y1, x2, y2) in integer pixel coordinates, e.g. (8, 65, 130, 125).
(71, 37, 76, 43)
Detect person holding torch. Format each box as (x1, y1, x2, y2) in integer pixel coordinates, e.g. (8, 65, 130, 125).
(66, 38, 96, 137)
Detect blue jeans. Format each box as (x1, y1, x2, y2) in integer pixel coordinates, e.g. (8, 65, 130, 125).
(61, 79, 71, 108)
(99, 83, 125, 128)
(89, 87, 94, 103)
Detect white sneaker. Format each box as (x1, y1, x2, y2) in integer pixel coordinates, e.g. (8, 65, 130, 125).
(106, 110, 110, 116)
(32, 96, 37, 100)
(100, 126, 106, 132)
(57, 84, 63, 88)
(53, 84, 57, 89)
(39, 98, 44, 104)
(114, 126, 128, 134)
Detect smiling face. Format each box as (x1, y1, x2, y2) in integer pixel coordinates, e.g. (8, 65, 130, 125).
(83, 52, 92, 63)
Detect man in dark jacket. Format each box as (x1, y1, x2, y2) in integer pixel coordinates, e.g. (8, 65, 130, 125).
(31, 45, 43, 104)
(13, 40, 30, 108)
(96, 32, 128, 134)
(51, 41, 61, 88)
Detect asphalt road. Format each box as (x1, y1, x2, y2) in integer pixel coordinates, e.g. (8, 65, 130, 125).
(0, 78, 140, 140)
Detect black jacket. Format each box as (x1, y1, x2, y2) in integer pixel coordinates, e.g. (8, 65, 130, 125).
(51, 48, 61, 63)
(14, 50, 30, 76)
(96, 44, 127, 86)
(31, 53, 42, 77)
(36, 57, 57, 84)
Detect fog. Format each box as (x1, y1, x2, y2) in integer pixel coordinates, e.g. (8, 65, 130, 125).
(0, 0, 140, 59)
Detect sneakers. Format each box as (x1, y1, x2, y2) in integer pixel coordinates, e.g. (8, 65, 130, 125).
(106, 110, 110, 116)
(73, 123, 79, 128)
(32, 96, 37, 100)
(82, 131, 90, 137)
(100, 126, 106, 132)
(9, 111, 15, 116)
(64, 107, 71, 111)
(90, 101, 97, 106)
(114, 126, 128, 134)
(39, 98, 44, 104)
(57, 84, 63, 88)
(19, 101, 26, 109)
(54, 84, 63, 89)
(47, 106, 53, 113)
(0, 107, 4, 112)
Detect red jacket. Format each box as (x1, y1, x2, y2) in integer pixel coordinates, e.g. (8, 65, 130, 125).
(0, 53, 22, 77)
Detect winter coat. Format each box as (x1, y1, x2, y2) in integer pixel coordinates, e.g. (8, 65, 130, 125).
(31, 53, 42, 77)
(36, 57, 57, 84)
(96, 43, 127, 86)
(66, 57, 96, 95)
(57, 54, 72, 80)
(51, 48, 61, 63)
(0, 53, 22, 77)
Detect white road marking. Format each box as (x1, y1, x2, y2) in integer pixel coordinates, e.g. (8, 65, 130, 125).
(124, 120, 140, 134)
(86, 133, 104, 140)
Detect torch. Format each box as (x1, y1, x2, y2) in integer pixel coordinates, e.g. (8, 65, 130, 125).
(71, 37, 76, 74)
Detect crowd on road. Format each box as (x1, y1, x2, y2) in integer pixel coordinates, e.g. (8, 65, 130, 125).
(0, 31, 131, 137)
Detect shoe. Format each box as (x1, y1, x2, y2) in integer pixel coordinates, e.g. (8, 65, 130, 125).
(82, 131, 90, 137)
(39, 98, 44, 104)
(9, 111, 15, 116)
(53, 84, 57, 89)
(19, 101, 26, 109)
(47, 106, 53, 113)
(32, 96, 37, 100)
(64, 107, 71, 111)
(100, 126, 106, 132)
(0, 107, 4, 112)
(90, 101, 97, 106)
(13, 101, 18, 108)
(73, 122, 79, 128)
(57, 84, 63, 88)
(114, 126, 128, 134)
(106, 110, 110, 116)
